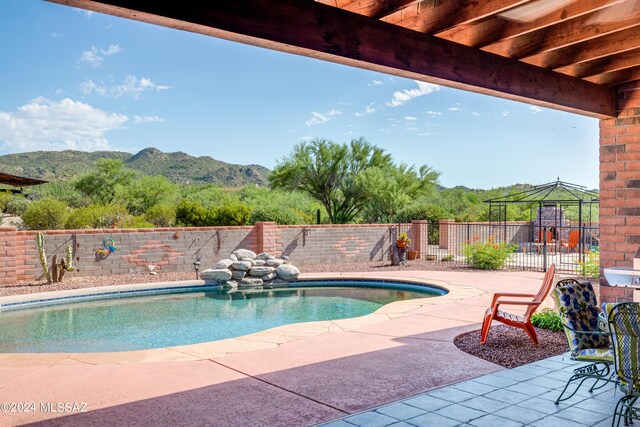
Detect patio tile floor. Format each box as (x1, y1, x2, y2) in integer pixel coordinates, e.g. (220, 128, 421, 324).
(317, 354, 619, 427)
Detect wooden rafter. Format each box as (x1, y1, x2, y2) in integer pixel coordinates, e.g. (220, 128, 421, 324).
(483, 6, 640, 60)
(317, 0, 422, 20)
(525, 26, 640, 70)
(586, 66, 640, 87)
(557, 48, 640, 79)
(389, 0, 531, 34)
(438, 0, 627, 48)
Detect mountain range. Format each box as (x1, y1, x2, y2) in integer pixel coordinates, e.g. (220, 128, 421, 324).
(0, 147, 271, 187)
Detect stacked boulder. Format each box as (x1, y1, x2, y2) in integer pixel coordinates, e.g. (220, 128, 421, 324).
(200, 249, 300, 288)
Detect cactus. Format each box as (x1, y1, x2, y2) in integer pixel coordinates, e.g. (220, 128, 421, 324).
(65, 245, 76, 272)
(36, 232, 52, 283)
(35, 233, 76, 283)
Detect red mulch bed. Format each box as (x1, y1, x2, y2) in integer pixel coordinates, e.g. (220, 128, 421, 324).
(454, 324, 569, 368)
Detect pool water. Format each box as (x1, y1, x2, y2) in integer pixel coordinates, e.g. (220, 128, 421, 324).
(0, 282, 443, 353)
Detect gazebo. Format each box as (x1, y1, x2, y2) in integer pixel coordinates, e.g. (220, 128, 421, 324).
(485, 179, 599, 263)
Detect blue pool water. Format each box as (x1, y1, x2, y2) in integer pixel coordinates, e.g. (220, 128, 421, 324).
(0, 281, 444, 353)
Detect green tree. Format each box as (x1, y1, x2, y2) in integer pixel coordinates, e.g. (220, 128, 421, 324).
(74, 159, 135, 204)
(359, 164, 440, 223)
(118, 175, 178, 215)
(270, 138, 395, 223)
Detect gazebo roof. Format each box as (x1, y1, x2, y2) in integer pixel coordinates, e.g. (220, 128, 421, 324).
(0, 172, 48, 187)
(484, 179, 599, 204)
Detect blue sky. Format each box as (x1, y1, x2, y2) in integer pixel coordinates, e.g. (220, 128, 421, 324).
(0, 1, 600, 189)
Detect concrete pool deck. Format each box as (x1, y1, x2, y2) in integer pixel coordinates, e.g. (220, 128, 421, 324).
(0, 270, 565, 426)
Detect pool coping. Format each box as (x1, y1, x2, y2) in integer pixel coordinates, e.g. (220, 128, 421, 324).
(0, 274, 484, 367)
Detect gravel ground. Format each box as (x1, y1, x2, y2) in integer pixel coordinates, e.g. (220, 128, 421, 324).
(454, 325, 568, 368)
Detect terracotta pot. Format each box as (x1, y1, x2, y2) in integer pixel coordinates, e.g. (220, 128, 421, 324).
(407, 251, 417, 260)
(396, 239, 408, 249)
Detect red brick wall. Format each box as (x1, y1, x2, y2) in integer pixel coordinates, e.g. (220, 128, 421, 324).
(1, 222, 421, 283)
(599, 81, 640, 302)
(0, 227, 17, 284)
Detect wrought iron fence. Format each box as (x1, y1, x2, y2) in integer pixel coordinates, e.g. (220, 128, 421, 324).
(408, 221, 599, 275)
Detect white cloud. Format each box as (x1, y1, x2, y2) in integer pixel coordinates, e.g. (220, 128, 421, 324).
(502, 111, 510, 117)
(305, 109, 342, 126)
(84, 11, 94, 18)
(355, 102, 377, 117)
(404, 116, 417, 121)
(133, 115, 165, 124)
(387, 81, 440, 107)
(51, 32, 63, 38)
(0, 97, 129, 152)
(425, 110, 443, 116)
(472, 112, 481, 116)
(79, 75, 171, 99)
(448, 107, 466, 111)
(368, 80, 383, 87)
(79, 44, 122, 67)
(530, 106, 543, 113)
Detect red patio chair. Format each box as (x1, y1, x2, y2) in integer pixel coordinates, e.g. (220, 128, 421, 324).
(480, 263, 556, 345)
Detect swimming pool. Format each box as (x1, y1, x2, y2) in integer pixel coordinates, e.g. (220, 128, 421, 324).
(0, 280, 445, 353)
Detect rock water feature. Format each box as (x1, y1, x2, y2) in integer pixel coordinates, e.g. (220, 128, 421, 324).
(200, 249, 300, 288)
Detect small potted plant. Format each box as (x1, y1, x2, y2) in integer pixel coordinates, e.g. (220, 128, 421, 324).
(397, 232, 411, 249)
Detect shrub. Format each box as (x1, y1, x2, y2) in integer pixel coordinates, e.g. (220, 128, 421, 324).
(394, 204, 447, 223)
(462, 236, 516, 269)
(531, 308, 563, 332)
(145, 204, 176, 227)
(175, 200, 251, 226)
(5, 197, 30, 216)
(250, 206, 303, 225)
(22, 198, 69, 230)
(175, 200, 209, 226)
(123, 216, 155, 228)
(210, 203, 252, 226)
(579, 251, 600, 278)
(65, 204, 129, 229)
(0, 192, 12, 212)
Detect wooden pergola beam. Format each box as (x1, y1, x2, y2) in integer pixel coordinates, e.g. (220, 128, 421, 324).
(48, 0, 616, 118)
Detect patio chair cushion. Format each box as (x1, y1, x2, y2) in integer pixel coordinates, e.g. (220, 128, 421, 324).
(574, 347, 613, 362)
(553, 282, 610, 353)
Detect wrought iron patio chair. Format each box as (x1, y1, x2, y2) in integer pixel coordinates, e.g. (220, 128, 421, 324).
(608, 302, 640, 426)
(552, 279, 613, 404)
(480, 264, 555, 346)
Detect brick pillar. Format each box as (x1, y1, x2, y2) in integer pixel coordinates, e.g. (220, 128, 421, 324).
(439, 219, 453, 250)
(256, 221, 279, 255)
(411, 220, 428, 259)
(599, 82, 640, 302)
(0, 227, 17, 285)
